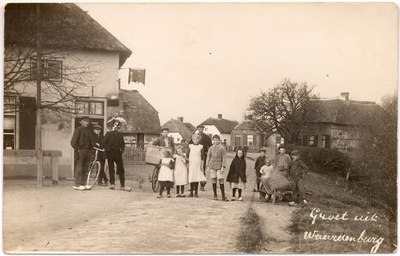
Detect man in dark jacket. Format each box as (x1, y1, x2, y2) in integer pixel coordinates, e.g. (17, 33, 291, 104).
(70, 116, 92, 191)
(189, 125, 213, 191)
(103, 119, 131, 192)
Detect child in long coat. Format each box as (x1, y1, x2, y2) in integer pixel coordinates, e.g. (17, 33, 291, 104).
(226, 148, 247, 201)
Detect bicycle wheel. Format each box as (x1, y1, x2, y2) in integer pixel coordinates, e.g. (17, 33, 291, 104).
(86, 161, 100, 189)
(151, 166, 160, 192)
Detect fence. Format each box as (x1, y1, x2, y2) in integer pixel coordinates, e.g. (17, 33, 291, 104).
(123, 145, 146, 165)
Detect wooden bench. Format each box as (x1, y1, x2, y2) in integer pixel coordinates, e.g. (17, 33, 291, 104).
(3, 150, 62, 186)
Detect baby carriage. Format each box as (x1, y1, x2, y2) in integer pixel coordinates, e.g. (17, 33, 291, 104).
(259, 170, 292, 204)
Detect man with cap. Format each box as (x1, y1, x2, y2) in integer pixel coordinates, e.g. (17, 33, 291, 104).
(103, 119, 132, 192)
(288, 150, 308, 206)
(91, 124, 108, 186)
(70, 116, 92, 191)
(152, 128, 175, 149)
(189, 125, 212, 191)
(273, 145, 291, 176)
(253, 147, 267, 192)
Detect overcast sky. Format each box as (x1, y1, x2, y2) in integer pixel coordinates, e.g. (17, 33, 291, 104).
(76, 2, 398, 127)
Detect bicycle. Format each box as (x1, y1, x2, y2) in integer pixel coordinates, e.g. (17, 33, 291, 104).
(85, 147, 105, 190)
(151, 164, 161, 192)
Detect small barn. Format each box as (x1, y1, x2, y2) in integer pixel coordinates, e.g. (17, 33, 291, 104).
(231, 120, 274, 152)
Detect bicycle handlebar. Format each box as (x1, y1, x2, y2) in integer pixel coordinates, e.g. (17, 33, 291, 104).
(93, 147, 105, 152)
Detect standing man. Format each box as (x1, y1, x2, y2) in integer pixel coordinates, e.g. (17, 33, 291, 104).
(70, 116, 92, 191)
(152, 128, 175, 149)
(189, 125, 212, 191)
(103, 119, 132, 192)
(273, 145, 291, 176)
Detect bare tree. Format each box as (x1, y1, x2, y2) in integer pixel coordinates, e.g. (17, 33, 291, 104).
(4, 3, 100, 115)
(246, 78, 318, 144)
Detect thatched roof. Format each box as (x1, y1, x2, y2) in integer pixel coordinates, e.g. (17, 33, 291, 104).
(5, 3, 132, 67)
(184, 122, 196, 134)
(162, 119, 194, 141)
(119, 90, 161, 134)
(309, 99, 386, 126)
(199, 117, 239, 134)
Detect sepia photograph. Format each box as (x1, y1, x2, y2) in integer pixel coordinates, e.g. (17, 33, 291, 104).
(2, 1, 398, 254)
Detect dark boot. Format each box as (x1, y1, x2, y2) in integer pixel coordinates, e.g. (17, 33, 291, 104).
(220, 184, 228, 201)
(212, 183, 217, 200)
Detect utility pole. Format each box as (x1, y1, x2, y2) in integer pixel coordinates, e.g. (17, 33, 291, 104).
(36, 4, 43, 187)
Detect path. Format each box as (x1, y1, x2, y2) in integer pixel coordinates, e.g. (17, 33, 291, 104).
(3, 153, 294, 253)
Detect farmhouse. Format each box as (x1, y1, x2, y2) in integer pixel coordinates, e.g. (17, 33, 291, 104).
(231, 120, 274, 152)
(118, 90, 162, 149)
(296, 93, 386, 156)
(4, 3, 132, 178)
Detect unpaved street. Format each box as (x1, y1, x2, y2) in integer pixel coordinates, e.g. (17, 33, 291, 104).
(3, 154, 295, 254)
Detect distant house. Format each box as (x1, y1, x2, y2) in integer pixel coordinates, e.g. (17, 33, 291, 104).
(161, 117, 195, 144)
(4, 3, 132, 178)
(198, 114, 239, 146)
(231, 120, 274, 152)
(119, 90, 161, 148)
(296, 92, 386, 156)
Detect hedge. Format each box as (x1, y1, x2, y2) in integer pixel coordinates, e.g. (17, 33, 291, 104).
(284, 145, 351, 176)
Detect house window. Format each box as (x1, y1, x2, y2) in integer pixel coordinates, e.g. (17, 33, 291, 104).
(321, 135, 331, 148)
(247, 135, 254, 146)
(4, 97, 16, 150)
(30, 58, 63, 81)
(308, 135, 318, 147)
(76, 101, 104, 115)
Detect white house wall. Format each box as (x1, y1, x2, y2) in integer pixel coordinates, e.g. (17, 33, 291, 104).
(4, 48, 121, 178)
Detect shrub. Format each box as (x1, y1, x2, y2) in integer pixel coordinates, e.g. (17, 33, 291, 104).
(285, 145, 351, 176)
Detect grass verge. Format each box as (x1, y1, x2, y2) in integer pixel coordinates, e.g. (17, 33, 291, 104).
(236, 207, 266, 253)
(287, 172, 396, 253)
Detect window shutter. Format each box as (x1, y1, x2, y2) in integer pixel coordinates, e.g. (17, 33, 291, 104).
(314, 135, 318, 147)
(325, 135, 331, 149)
(19, 97, 36, 149)
(243, 135, 247, 146)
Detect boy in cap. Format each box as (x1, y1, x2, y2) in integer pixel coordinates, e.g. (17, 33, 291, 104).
(152, 127, 175, 149)
(288, 150, 308, 206)
(253, 148, 267, 192)
(70, 116, 92, 191)
(103, 119, 132, 192)
(91, 124, 108, 186)
(206, 134, 228, 201)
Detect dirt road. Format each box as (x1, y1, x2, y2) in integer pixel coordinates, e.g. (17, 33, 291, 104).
(3, 154, 295, 254)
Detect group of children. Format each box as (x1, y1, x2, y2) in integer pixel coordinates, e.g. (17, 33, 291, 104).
(157, 133, 248, 202)
(254, 146, 308, 206)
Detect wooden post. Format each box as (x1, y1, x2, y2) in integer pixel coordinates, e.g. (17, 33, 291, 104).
(51, 156, 59, 185)
(36, 4, 43, 187)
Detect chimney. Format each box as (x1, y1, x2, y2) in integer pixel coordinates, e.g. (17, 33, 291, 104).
(218, 114, 222, 119)
(177, 117, 183, 122)
(340, 92, 349, 101)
